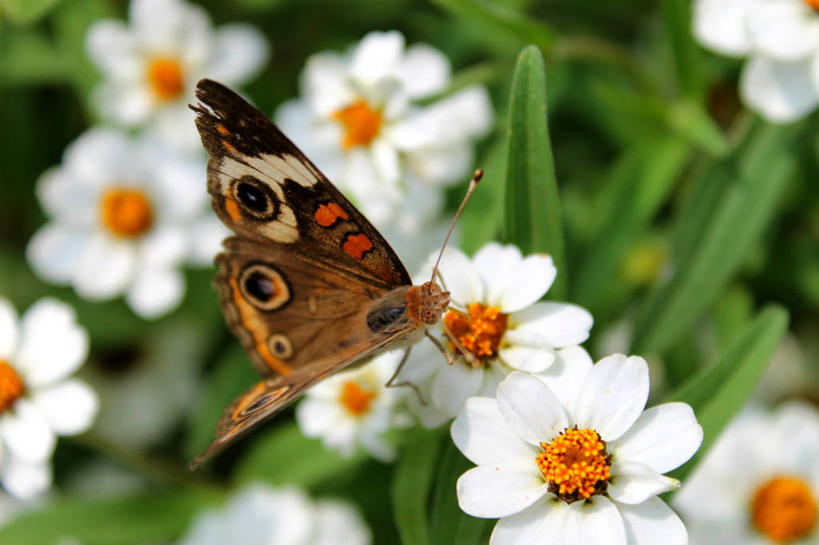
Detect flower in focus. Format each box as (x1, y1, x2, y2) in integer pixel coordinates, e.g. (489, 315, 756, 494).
(452, 356, 703, 545)
(0, 297, 98, 499)
(693, 0, 819, 122)
(26, 128, 217, 319)
(275, 30, 492, 233)
(178, 484, 371, 545)
(86, 0, 268, 148)
(295, 350, 410, 461)
(674, 402, 819, 545)
(397, 242, 593, 426)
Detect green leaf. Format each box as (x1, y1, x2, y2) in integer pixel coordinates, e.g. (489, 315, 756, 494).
(392, 428, 445, 545)
(0, 0, 62, 24)
(0, 30, 69, 84)
(460, 138, 507, 254)
(0, 488, 222, 545)
(631, 123, 794, 354)
(234, 421, 366, 487)
(430, 441, 493, 545)
(668, 305, 788, 482)
(660, 0, 707, 99)
(503, 45, 566, 298)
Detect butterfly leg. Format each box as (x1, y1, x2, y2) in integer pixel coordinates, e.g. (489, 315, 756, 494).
(385, 347, 427, 404)
(441, 325, 480, 368)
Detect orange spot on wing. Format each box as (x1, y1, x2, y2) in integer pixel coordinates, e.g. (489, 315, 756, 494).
(222, 140, 237, 153)
(314, 202, 349, 227)
(216, 124, 230, 135)
(224, 198, 241, 221)
(343, 233, 373, 260)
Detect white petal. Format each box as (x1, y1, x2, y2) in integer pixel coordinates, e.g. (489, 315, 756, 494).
(206, 24, 269, 83)
(611, 403, 703, 474)
(457, 465, 548, 518)
(608, 461, 679, 504)
(92, 81, 154, 126)
(490, 496, 567, 545)
(692, 0, 760, 56)
(564, 495, 626, 545)
(740, 56, 818, 123)
(437, 248, 484, 307)
(15, 298, 89, 387)
(138, 226, 187, 268)
(125, 267, 185, 319)
(85, 20, 141, 79)
(496, 372, 568, 446)
(188, 215, 229, 265)
(574, 355, 649, 442)
(395, 43, 451, 98)
(534, 346, 594, 413)
(0, 455, 51, 500)
(0, 401, 56, 463)
(619, 497, 687, 545)
(451, 396, 539, 467)
(499, 345, 555, 373)
(491, 254, 556, 313)
(473, 243, 523, 291)
(36, 165, 99, 225)
(0, 299, 18, 360)
(73, 233, 136, 299)
(295, 398, 341, 437)
(303, 52, 357, 117)
(746, 1, 819, 61)
(506, 302, 593, 348)
(313, 501, 371, 545)
(430, 362, 484, 418)
(350, 31, 405, 86)
(26, 226, 91, 285)
(370, 138, 400, 185)
(31, 379, 98, 436)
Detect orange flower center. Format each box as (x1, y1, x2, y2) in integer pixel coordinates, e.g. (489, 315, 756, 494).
(100, 187, 153, 239)
(805, 0, 819, 11)
(339, 380, 377, 417)
(751, 476, 817, 543)
(536, 427, 612, 504)
(0, 360, 25, 413)
(443, 303, 508, 363)
(146, 56, 185, 101)
(332, 100, 383, 149)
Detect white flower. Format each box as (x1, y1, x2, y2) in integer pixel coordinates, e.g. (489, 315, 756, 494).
(693, 0, 819, 122)
(452, 355, 703, 545)
(674, 402, 819, 545)
(86, 0, 268, 149)
(178, 484, 371, 545)
(397, 242, 593, 426)
(26, 128, 219, 319)
(295, 350, 410, 462)
(275, 30, 492, 233)
(0, 297, 98, 499)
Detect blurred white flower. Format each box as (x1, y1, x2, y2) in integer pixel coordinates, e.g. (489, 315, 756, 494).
(86, 0, 269, 149)
(452, 357, 703, 545)
(694, 0, 819, 122)
(275, 30, 492, 233)
(178, 484, 371, 545)
(0, 297, 98, 499)
(26, 128, 221, 319)
(674, 402, 819, 545)
(397, 242, 593, 426)
(295, 350, 410, 462)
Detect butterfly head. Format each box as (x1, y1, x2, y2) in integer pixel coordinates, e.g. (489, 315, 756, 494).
(411, 281, 450, 326)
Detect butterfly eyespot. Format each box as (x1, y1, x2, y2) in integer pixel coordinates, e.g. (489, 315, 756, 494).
(230, 176, 278, 220)
(239, 262, 290, 311)
(268, 334, 293, 359)
(242, 386, 289, 415)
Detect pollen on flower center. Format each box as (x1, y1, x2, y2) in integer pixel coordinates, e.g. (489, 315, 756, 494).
(332, 100, 383, 149)
(536, 426, 612, 504)
(100, 187, 154, 239)
(751, 475, 818, 543)
(0, 360, 25, 413)
(146, 56, 185, 100)
(339, 380, 377, 416)
(443, 303, 508, 363)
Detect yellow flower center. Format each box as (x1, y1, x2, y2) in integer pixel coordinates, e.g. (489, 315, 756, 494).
(99, 187, 154, 239)
(751, 476, 817, 543)
(443, 303, 509, 364)
(332, 100, 383, 149)
(536, 427, 612, 504)
(146, 56, 185, 101)
(0, 360, 25, 413)
(339, 380, 377, 417)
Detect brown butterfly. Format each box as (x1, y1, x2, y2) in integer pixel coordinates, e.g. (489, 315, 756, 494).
(190, 79, 480, 468)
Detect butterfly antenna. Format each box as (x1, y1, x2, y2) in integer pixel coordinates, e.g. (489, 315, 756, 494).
(429, 169, 483, 285)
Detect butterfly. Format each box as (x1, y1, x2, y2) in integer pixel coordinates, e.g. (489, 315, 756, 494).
(190, 79, 480, 468)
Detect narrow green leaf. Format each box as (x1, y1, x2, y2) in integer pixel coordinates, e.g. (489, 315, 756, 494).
(668, 305, 788, 482)
(460, 138, 507, 254)
(430, 441, 493, 545)
(504, 45, 566, 298)
(631, 124, 794, 354)
(660, 0, 707, 99)
(392, 428, 445, 545)
(0, 0, 62, 24)
(0, 488, 222, 545)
